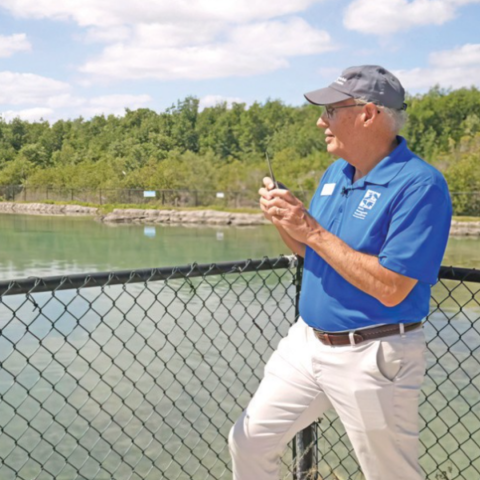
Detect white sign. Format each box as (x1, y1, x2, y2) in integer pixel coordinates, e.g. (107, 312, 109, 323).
(216, 192, 225, 199)
(143, 191, 156, 198)
(144, 226, 156, 238)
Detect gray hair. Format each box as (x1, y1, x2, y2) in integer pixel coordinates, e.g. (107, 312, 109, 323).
(355, 97, 407, 134)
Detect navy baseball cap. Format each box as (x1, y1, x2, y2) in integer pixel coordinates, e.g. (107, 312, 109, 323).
(304, 65, 407, 110)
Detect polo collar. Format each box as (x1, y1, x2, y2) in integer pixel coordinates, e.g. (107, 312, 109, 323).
(342, 136, 410, 187)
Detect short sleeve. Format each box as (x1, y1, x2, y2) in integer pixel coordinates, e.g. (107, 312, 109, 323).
(379, 183, 452, 285)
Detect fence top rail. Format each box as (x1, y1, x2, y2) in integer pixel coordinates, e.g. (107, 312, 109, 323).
(0, 259, 477, 297)
(438, 265, 480, 282)
(2, 185, 479, 194)
(0, 255, 297, 297)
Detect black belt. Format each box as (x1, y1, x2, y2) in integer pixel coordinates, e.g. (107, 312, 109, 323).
(313, 322, 423, 346)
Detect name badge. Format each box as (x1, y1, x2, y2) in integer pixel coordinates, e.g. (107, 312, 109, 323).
(320, 183, 336, 196)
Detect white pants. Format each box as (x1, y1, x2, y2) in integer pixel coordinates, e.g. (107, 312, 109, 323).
(229, 318, 426, 480)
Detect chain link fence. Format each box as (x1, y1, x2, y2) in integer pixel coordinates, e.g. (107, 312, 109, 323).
(0, 186, 313, 210)
(0, 257, 479, 480)
(2, 185, 477, 215)
(310, 265, 480, 480)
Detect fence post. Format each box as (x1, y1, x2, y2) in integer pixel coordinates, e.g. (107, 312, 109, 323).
(294, 256, 315, 480)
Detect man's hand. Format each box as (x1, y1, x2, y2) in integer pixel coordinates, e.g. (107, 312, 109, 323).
(258, 177, 276, 222)
(259, 177, 307, 257)
(261, 186, 322, 244)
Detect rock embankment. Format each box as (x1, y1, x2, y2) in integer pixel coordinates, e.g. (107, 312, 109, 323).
(0, 202, 98, 216)
(449, 220, 480, 236)
(1, 202, 479, 234)
(100, 210, 480, 233)
(100, 208, 268, 226)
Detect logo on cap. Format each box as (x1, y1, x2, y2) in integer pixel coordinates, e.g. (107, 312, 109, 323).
(335, 76, 347, 86)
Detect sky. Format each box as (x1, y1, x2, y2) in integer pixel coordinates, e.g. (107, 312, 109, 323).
(0, 0, 479, 123)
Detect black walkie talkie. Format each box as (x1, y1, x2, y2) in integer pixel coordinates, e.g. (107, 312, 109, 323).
(265, 153, 287, 190)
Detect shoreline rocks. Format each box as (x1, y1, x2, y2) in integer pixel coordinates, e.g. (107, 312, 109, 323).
(0, 202, 479, 235)
(449, 220, 480, 237)
(99, 208, 268, 226)
(0, 202, 98, 216)
(0, 202, 268, 226)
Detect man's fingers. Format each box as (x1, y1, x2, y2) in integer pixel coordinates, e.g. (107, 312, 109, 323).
(265, 194, 295, 210)
(269, 188, 294, 200)
(262, 197, 285, 209)
(259, 197, 270, 209)
(258, 187, 272, 199)
(262, 177, 275, 191)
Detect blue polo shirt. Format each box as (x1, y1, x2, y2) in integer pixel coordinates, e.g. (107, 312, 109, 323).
(299, 136, 452, 332)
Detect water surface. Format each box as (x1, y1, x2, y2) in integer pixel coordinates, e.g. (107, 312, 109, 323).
(1, 214, 478, 280)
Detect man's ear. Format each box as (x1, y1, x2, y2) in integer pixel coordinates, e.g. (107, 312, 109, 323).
(363, 103, 379, 126)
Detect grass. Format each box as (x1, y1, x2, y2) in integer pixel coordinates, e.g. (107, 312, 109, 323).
(14, 200, 262, 215)
(4, 200, 480, 221)
(452, 216, 480, 222)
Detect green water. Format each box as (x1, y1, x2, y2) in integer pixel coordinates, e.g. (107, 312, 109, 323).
(0, 214, 479, 480)
(1, 214, 479, 280)
(0, 215, 288, 280)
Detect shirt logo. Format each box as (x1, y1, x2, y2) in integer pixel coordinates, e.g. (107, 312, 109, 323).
(353, 189, 381, 220)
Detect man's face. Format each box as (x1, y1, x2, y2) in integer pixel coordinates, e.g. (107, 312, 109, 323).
(316, 99, 364, 160)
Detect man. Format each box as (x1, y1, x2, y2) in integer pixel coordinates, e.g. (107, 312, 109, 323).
(228, 65, 452, 480)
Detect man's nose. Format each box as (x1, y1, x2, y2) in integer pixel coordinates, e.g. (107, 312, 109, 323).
(317, 114, 328, 129)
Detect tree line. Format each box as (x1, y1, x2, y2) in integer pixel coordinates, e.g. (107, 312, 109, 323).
(0, 86, 479, 214)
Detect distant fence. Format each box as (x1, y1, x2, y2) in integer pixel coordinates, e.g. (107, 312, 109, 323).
(0, 257, 479, 479)
(0, 185, 478, 215)
(0, 186, 312, 210)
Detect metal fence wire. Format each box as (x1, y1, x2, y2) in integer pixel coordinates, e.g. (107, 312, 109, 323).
(0, 257, 478, 480)
(1, 185, 479, 215)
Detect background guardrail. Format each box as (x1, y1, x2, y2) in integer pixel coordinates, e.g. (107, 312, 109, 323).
(1, 185, 479, 215)
(0, 186, 312, 210)
(0, 257, 478, 480)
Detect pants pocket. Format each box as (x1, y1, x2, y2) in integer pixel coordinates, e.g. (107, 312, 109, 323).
(372, 338, 404, 383)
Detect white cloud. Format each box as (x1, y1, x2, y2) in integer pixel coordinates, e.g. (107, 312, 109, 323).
(83, 26, 132, 44)
(81, 94, 152, 117)
(0, 33, 31, 57)
(132, 22, 222, 48)
(430, 43, 480, 68)
(0, 70, 152, 120)
(43, 94, 85, 109)
(80, 18, 335, 80)
(395, 43, 480, 90)
(1, 107, 54, 122)
(230, 17, 332, 57)
(0, 71, 70, 105)
(0, 0, 332, 81)
(344, 0, 480, 35)
(88, 94, 151, 108)
(199, 95, 245, 110)
(0, 0, 322, 26)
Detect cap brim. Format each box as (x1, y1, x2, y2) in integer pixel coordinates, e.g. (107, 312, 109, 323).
(304, 86, 352, 106)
